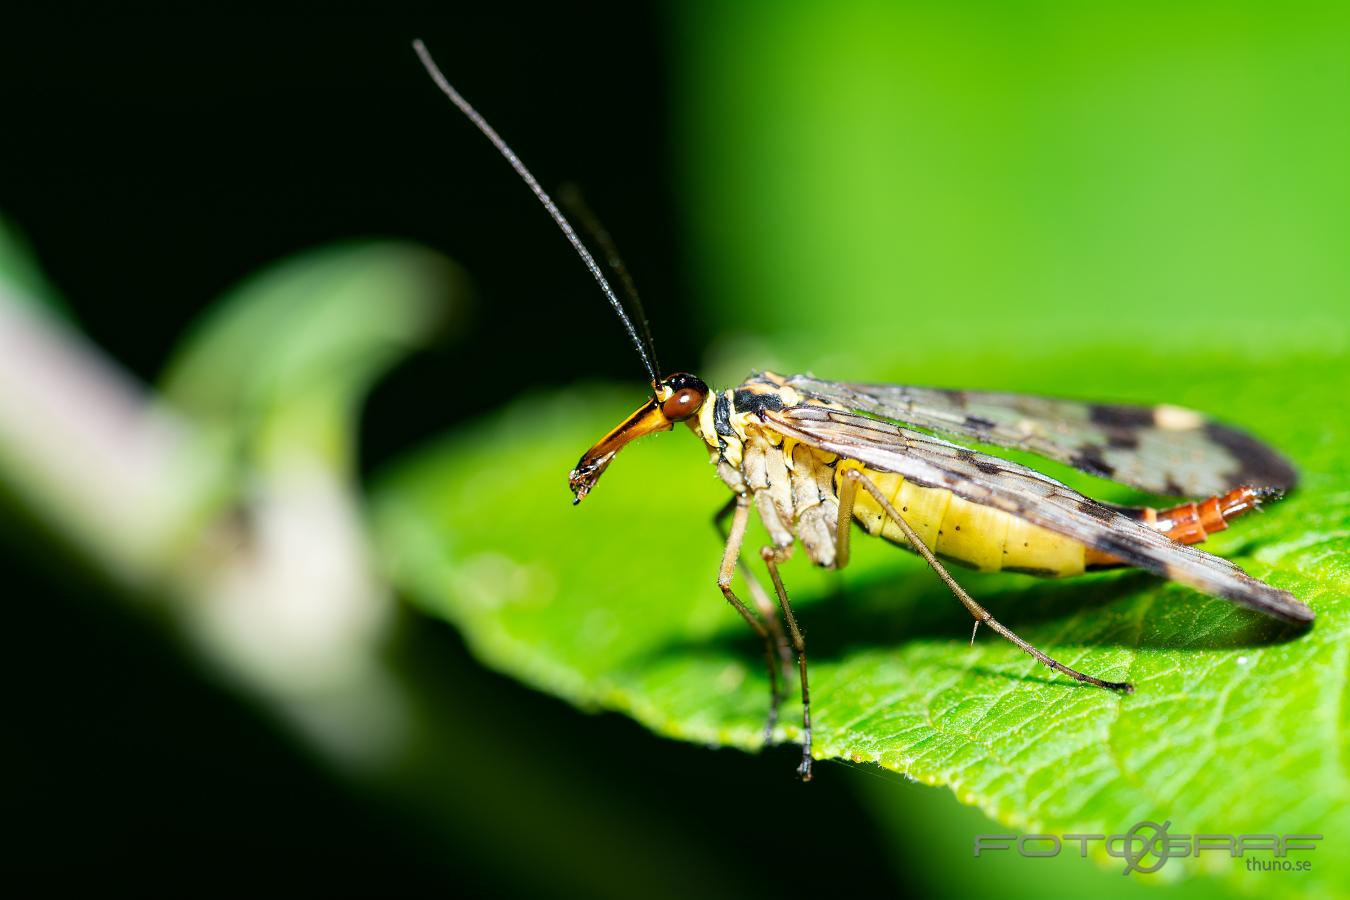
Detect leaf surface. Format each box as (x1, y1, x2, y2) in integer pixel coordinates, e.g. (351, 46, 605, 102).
(372, 354, 1348, 896)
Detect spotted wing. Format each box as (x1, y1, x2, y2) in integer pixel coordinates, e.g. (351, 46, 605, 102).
(786, 376, 1296, 497)
(766, 405, 1313, 623)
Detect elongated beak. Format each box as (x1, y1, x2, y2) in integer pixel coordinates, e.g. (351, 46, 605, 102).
(568, 396, 672, 504)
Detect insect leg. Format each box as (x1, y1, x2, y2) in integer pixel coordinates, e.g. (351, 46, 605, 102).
(842, 469, 1134, 694)
(715, 497, 793, 677)
(833, 463, 860, 570)
(717, 493, 785, 743)
(760, 545, 813, 781)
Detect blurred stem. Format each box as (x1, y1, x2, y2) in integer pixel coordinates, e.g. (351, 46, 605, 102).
(0, 292, 224, 584)
(0, 243, 454, 768)
(0, 248, 731, 897)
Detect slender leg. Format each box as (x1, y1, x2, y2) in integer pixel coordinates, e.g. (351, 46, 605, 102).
(842, 469, 1134, 694)
(717, 494, 785, 743)
(834, 465, 860, 570)
(715, 498, 793, 684)
(760, 544, 814, 781)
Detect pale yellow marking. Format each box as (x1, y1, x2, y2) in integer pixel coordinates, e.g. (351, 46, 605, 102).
(693, 389, 745, 467)
(717, 389, 752, 443)
(1003, 515, 1086, 576)
(722, 436, 744, 468)
(864, 472, 907, 534)
(696, 394, 718, 451)
(1154, 404, 1204, 430)
(837, 461, 903, 536)
(935, 494, 1011, 572)
(885, 479, 952, 550)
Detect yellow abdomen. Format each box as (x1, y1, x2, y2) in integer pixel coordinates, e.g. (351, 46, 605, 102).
(835, 463, 1086, 576)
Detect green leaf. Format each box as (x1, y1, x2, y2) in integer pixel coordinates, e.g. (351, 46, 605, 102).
(161, 241, 461, 473)
(372, 353, 1348, 897)
(679, 2, 1350, 369)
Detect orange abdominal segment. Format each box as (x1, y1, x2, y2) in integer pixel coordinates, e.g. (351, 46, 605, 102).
(1085, 486, 1267, 566)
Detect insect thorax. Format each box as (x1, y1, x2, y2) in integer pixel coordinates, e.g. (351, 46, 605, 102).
(690, 372, 1090, 577)
(689, 373, 842, 567)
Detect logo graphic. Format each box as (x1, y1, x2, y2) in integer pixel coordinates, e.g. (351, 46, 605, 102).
(1107, 820, 1173, 874)
(974, 824, 1320, 875)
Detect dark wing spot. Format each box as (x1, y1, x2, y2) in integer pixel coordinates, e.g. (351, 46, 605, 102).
(1202, 422, 1298, 491)
(940, 389, 969, 408)
(1089, 404, 1157, 429)
(964, 415, 997, 431)
(1162, 477, 1188, 498)
(955, 447, 1003, 475)
(1091, 534, 1150, 566)
(1077, 499, 1116, 522)
(1107, 504, 1150, 522)
(1088, 406, 1149, 451)
(1068, 445, 1116, 479)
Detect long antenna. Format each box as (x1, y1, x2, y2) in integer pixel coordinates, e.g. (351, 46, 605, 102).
(411, 39, 660, 385)
(558, 183, 660, 378)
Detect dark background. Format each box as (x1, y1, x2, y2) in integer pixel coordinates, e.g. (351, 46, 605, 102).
(0, 6, 701, 456)
(0, 7, 906, 897)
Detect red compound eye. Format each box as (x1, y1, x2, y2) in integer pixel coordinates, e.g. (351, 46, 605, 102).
(657, 373, 708, 422)
(661, 388, 703, 421)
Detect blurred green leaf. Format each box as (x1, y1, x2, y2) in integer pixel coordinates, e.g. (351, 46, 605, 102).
(373, 352, 1347, 897)
(0, 216, 71, 317)
(679, 1, 1350, 380)
(161, 241, 460, 472)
